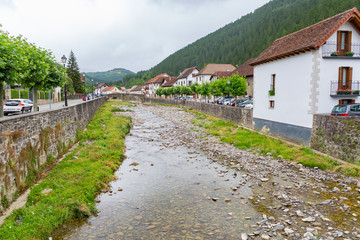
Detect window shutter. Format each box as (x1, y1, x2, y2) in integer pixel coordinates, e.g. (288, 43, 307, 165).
(337, 31, 341, 51)
(348, 31, 352, 52)
(338, 67, 342, 89)
(349, 67, 353, 90)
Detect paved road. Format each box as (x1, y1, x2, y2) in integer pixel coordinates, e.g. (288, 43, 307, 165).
(2, 99, 85, 118)
(38, 99, 84, 111)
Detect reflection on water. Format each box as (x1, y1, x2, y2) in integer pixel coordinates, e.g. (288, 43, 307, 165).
(55, 109, 261, 239)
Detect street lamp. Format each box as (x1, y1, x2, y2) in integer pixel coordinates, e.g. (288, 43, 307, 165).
(61, 55, 68, 106)
(83, 73, 86, 101)
(227, 79, 230, 98)
(91, 79, 94, 99)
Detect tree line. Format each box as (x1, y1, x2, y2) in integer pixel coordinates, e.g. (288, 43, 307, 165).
(155, 74, 247, 102)
(0, 28, 64, 116)
(0, 26, 85, 117)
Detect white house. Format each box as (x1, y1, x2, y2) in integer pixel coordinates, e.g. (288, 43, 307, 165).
(94, 83, 109, 95)
(252, 7, 360, 144)
(101, 86, 121, 95)
(175, 67, 199, 87)
(195, 64, 235, 85)
(144, 73, 173, 97)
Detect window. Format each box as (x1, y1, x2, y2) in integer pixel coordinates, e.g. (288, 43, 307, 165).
(270, 74, 275, 91)
(337, 31, 352, 55)
(339, 99, 355, 105)
(269, 100, 275, 108)
(338, 67, 353, 90)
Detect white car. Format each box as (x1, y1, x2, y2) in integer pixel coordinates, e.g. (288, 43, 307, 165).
(3, 99, 33, 116)
(244, 103, 253, 109)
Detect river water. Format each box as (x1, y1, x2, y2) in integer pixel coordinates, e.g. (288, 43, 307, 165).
(55, 107, 262, 239)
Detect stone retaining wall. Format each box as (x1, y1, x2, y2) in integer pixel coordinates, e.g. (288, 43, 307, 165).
(311, 114, 360, 163)
(145, 98, 253, 128)
(0, 97, 107, 211)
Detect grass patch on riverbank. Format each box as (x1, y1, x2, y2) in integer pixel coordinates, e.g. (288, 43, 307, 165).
(190, 111, 360, 177)
(0, 101, 131, 240)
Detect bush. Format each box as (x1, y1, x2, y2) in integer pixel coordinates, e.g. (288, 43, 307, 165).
(40, 91, 45, 99)
(11, 89, 19, 98)
(20, 90, 29, 99)
(45, 91, 50, 99)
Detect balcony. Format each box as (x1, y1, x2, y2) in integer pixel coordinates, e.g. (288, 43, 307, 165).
(322, 42, 360, 58)
(330, 81, 360, 97)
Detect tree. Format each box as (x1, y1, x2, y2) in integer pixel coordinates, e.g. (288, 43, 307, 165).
(190, 82, 200, 99)
(229, 74, 247, 99)
(66, 51, 82, 93)
(20, 42, 64, 112)
(200, 82, 211, 102)
(180, 86, 192, 96)
(173, 86, 181, 96)
(155, 88, 164, 97)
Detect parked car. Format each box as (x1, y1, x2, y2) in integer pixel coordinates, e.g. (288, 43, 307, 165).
(3, 99, 33, 116)
(244, 103, 253, 109)
(186, 96, 195, 101)
(223, 97, 235, 106)
(331, 103, 360, 116)
(238, 100, 253, 108)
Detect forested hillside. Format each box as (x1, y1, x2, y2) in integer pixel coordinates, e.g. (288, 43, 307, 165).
(84, 68, 134, 85)
(122, 0, 360, 88)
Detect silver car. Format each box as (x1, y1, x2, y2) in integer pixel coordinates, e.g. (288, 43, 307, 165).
(3, 99, 33, 116)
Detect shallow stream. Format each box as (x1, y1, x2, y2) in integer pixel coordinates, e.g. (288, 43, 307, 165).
(54, 107, 262, 239)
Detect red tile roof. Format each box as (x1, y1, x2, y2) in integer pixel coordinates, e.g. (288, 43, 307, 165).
(177, 67, 199, 79)
(145, 73, 170, 84)
(102, 86, 118, 92)
(252, 7, 360, 66)
(197, 64, 236, 76)
(161, 77, 177, 87)
(232, 58, 255, 76)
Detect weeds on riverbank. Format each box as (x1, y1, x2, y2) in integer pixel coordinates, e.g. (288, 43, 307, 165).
(189, 111, 360, 177)
(0, 101, 131, 239)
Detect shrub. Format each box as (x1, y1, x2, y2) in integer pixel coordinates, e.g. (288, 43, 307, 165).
(11, 89, 19, 98)
(20, 90, 29, 99)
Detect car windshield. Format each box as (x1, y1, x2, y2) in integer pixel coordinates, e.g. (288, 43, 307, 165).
(332, 105, 347, 113)
(6, 100, 20, 104)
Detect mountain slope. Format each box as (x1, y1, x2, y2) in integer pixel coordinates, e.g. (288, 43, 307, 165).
(85, 68, 135, 85)
(122, 0, 360, 87)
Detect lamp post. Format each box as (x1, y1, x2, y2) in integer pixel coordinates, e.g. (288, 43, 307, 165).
(91, 79, 94, 99)
(227, 79, 230, 98)
(61, 55, 68, 106)
(83, 73, 86, 101)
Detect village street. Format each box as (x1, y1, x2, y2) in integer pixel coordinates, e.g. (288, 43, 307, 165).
(56, 103, 360, 240)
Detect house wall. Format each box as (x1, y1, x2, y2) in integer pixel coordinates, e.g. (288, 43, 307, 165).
(187, 69, 199, 86)
(317, 22, 360, 113)
(246, 76, 254, 97)
(196, 75, 212, 85)
(253, 51, 314, 128)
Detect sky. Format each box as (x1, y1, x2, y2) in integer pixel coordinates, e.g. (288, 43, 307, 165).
(0, 0, 270, 73)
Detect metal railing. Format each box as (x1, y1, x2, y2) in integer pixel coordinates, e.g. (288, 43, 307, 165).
(322, 42, 360, 57)
(330, 81, 360, 95)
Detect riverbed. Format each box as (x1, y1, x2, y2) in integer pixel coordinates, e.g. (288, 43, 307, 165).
(54, 102, 360, 240)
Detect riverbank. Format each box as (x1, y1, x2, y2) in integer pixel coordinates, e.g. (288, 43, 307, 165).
(141, 103, 360, 238)
(0, 101, 131, 239)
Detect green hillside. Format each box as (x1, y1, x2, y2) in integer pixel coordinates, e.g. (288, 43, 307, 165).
(84, 68, 135, 85)
(122, 0, 360, 88)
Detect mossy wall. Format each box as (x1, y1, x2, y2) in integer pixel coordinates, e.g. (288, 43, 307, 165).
(311, 114, 360, 164)
(0, 97, 107, 211)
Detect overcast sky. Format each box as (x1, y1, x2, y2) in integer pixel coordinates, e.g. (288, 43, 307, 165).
(0, 0, 270, 73)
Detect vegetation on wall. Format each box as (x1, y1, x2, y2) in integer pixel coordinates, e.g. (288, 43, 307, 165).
(0, 101, 131, 239)
(121, 0, 360, 88)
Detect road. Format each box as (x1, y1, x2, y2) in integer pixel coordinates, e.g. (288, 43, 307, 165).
(2, 99, 85, 118)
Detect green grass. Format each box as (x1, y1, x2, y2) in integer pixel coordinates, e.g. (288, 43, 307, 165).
(0, 101, 131, 240)
(189, 111, 360, 177)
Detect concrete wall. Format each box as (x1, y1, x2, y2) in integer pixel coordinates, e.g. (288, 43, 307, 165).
(311, 114, 360, 163)
(0, 97, 107, 211)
